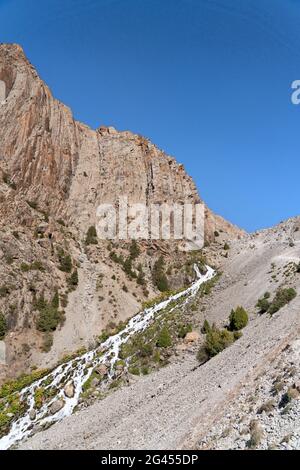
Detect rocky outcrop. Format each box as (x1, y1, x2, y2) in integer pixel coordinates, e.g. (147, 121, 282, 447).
(0, 43, 244, 381)
(0, 43, 244, 239)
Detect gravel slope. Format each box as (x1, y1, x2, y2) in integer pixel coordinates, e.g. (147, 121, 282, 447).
(19, 217, 300, 450)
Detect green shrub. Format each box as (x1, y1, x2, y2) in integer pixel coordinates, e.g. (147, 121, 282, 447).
(0, 313, 7, 340)
(268, 288, 297, 315)
(204, 328, 234, 357)
(139, 343, 153, 357)
(57, 248, 72, 273)
(196, 345, 210, 363)
(229, 306, 248, 331)
(20, 262, 30, 272)
(0, 285, 11, 298)
(223, 242, 230, 251)
(0, 369, 49, 398)
(123, 257, 135, 277)
(85, 226, 98, 245)
(152, 256, 169, 292)
(51, 290, 59, 309)
(68, 269, 79, 290)
(256, 294, 271, 314)
(177, 323, 192, 339)
(201, 319, 211, 334)
(129, 240, 140, 260)
(156, 327, 172, 348)
(4, 254, 13, 265)
(20, 261, 44, 272)
(233, 331, 243, 340)
(36, 305, 62, 332)
(128, 366, 140, 376)
(137, 264, 146, 285)
(35, 291, 64, 332)
(31, 260, 45, 272)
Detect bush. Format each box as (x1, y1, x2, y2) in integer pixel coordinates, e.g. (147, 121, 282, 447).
(139, 343, 153, 358)
(201, 319, 211, 334)
(229, 306, 248, 331)
(20, 262, 30, 272)
(268, 288, 297, 315)
(204, 328, 234, 357)
(123, 257, 135, 278)
(196, 345, 210, 363)
(177, 323, 192, 339)
(0, 285, 11, 298)
(129, 240, 140, 260)
(35, 292, 64, 332)
(57, 248, 72, 273)
(0, 313, 7, 340)
(85, 225, 98, 245)
(36, 304, 62, 332)
(256, 295, 270, 314)
(137, 264, 146, 286)
(68, 269, 79, 290)
(31, 260, 45, 272)
(156, 327, 172, 348)
(152, 256, 169, 292)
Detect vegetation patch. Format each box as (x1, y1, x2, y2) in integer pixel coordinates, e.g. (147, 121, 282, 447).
(85, 226, 98, 245)
(256, 288, 297, 316)
(197, 305, 247, 363)
(229, 306, 248, 331)
(152, 256, 169, 292)
(34, 290, 65, 333)
(57, 247, 73, 273)
(0, 313, 7, 340)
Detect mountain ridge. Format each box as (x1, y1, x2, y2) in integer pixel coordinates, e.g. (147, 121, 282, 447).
(0, 43, 244, 382)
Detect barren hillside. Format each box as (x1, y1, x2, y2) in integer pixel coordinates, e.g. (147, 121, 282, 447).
(19, 217, 300, 450)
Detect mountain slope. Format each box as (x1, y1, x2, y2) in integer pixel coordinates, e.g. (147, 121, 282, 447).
(0, 44, 244, 382)
(19, 217, 300, 450)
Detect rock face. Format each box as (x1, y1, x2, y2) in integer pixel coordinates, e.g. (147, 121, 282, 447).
(64, 383, 75, 399)
(0, 44, 244, 382)
(0, 43, 244, 239)
(50, 399, 65, 415)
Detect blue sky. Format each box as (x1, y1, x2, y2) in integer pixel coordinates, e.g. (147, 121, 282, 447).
(0, 0, 299, 232)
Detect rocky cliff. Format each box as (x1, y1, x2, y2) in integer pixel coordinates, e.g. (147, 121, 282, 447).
(0, 44, 244, 381)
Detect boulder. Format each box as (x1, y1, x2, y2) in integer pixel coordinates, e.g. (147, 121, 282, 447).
(29, 409, 37, 421)
(184, 331, 200, 344)
(50, 399, 65, 415)
(95, 364, 108, 377)
(91, 377, 100, 388)
(64, 382, 75, 398)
